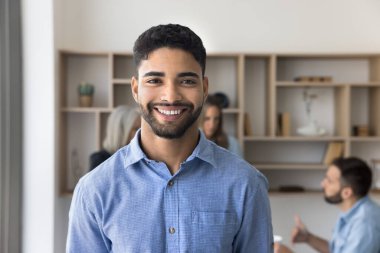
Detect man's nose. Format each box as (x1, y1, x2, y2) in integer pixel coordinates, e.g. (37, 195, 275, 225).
(160, 82, 182, 103)
(320, 178, 326, 188)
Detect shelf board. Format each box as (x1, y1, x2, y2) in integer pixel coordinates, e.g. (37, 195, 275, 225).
(370, 189, 380, 195)
(222, 108, 240, 114)
(244, 136, 346, 142)
(350, 82, 380, 87)
(112, 52, 132, 56)
(276, 81, 346, 87)
(277, 81, 380, 87)
(60, 190, 74, 197)
(207, 53, 240, 58)
(276, 53, 380, 58)
(252, 163, 326, 170)
(350, 136, 380, 142)
(263, 188, 377, 195)
(61, 107, 112, 113)
(276, 81, 347, 88)
(59, 49, 109, 56)
(113, 78, 132, 84)
(269, 190, 323, 195)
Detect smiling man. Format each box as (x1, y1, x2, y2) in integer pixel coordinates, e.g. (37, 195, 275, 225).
(66, 24, 273, 253)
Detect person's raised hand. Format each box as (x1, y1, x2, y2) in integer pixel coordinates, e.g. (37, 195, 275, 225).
(291, 215, 310, 244)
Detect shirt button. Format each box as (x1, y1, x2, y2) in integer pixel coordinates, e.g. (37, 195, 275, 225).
(168, 180, 174, 187)
(169, 227, 176, 234)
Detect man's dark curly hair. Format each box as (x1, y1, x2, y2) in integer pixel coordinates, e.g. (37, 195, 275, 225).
(331, 157, 372, 198)
(133, 24, 206, 76)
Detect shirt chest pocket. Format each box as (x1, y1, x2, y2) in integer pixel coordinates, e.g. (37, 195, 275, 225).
(189, 211, 238, 252)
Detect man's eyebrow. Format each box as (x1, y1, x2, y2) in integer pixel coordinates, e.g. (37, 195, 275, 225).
(177, 72, 199, 78)
(142, 71, 164, 77)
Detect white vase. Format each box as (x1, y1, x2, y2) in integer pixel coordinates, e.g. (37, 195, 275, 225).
(297, 120, 326, 136)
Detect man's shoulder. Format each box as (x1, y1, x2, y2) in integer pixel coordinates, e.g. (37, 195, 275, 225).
(359, 197, 380, 212)
(79, 147, 131, 191)
(350, 197, 380, 227)
(210, 142, 250, 168)
(206, 142, 268, 187)
(364, 198, 380, 218)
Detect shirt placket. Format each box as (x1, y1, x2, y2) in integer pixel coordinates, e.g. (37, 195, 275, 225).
(165, 174, 179, 252)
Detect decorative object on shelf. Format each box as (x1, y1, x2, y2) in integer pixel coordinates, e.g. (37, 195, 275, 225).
(213, 92, 229, 108)
(71, 148, 83, 186)
(371, 159, 380, 189)
(78, 81, 95, 107)
(323, 142, 343, 165)
(294, 76, 333, 83)
(352, 125, 369, 137)
(297, 88, 327, 136)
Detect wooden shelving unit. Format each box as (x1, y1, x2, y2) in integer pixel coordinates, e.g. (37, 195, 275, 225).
(58, 51, 380, 194)
(244, 54, 380, 191)
(254, 163, 326, 170)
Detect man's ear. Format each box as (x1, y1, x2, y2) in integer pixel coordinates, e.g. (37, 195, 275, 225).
(131, 76, 139, 103)
(341, 186, 353, 200)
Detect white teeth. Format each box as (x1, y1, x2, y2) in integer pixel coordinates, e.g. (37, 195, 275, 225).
(158, 109, 181, 115)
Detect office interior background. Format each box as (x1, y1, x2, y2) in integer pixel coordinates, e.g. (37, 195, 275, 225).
(7, 0, 380, 252)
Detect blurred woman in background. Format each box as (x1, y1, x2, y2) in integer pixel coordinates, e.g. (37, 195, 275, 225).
(200, 95, 242, 157)
(89, 105, 140, 170)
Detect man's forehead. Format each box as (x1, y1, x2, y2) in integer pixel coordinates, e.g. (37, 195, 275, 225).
(146, 47, 193, 59)
(327, 165, 341, 179)
(135, 48, 203, 79)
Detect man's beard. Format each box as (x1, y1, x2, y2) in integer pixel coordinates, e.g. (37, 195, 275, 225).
(140, 101, 203, 139)
(324, 189, 343, 204)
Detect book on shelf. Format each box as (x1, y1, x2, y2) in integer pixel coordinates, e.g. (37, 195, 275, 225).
(277, 112, 291, 136)
(323, 142, 344, 165)
(244, 113, 253, 136)
(352, 125, 369, 137)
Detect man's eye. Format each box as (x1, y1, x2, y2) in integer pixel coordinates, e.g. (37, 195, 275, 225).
(181, 79, 197, 85)
(146, 79, 161, 84)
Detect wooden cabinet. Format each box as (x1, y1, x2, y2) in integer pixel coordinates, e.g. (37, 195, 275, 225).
(58, 51, 380, 194)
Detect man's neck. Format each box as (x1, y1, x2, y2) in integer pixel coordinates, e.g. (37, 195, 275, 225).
(140, 125, 200, 175)
(339, 196, 360, 212)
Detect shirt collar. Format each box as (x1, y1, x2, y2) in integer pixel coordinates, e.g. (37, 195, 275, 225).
(122, 129, 146, 167)
(186, 130, 217, 168)
(340, 195, 369, 223)
(122, 129, 217, 169)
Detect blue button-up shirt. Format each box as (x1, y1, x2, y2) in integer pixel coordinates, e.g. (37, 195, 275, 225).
(67, 130, 273, 253)
(330, 196, 380, 253)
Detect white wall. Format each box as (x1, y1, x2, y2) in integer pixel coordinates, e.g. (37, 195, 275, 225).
(22, 0, 55, 252)
(23, 0, 380, 252)
(58, 0, 380, 53)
